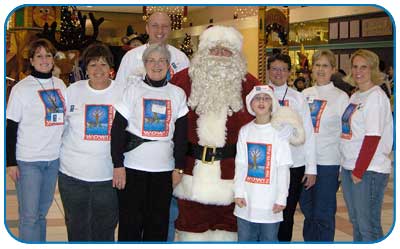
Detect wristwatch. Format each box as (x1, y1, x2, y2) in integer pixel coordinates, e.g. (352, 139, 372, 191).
(174, 168, 184, 174)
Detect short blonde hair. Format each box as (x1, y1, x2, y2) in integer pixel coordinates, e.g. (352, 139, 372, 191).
(312, 49, 336, 68)
(345, 49, 384, 86)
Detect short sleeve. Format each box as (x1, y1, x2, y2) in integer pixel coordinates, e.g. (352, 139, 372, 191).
(114, 85, 135, 120)
(6, 86, 23, 122)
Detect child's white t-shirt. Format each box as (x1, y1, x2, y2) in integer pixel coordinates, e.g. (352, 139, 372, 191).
(234, 121, 292, 223)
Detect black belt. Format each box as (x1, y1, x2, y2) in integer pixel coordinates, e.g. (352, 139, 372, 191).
(125, 131, 153, 152)
(187, 143, 237, 164)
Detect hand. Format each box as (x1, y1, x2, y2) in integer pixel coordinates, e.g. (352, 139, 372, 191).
(234, 198, 247, 208)
(113, 167, 126, 190)
(351, 173, 362, 184)
(302, 174, 316, 190)
(272, 204, 285, 213)
(172, 170, 183, 189)
(7, 166, 19, 183)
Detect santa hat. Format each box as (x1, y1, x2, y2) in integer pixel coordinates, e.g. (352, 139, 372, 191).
(246, 85, 279, 116)
(198, 25, 243, 52)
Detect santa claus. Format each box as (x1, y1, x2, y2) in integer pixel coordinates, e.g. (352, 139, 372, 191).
(170, 25, 260, 241)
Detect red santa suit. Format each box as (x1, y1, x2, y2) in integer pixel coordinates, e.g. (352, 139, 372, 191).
(171, 67, 260, 240)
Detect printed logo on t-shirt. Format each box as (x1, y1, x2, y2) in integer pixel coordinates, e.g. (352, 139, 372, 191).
(166, 65, 174, 81)
(246, 143, 272, 184)
(142, 98, 171, 137)
(38, 89, 65, 126)
(308, 99, 327, 133)
(84, 104, 113, 141)
(279, 99, 289, 107)
(341, 103, 358, 140)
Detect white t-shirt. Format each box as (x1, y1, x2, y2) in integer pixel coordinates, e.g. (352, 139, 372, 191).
(6, 75, 66, 162)
(115, 80, 189, 172)
(340, 86, 393, 173)
(234, 121, 292, 223)
(115, 44, 190, 88)
(60, 80, 124, 181)
(302, 82, 349, 165)
(268, 82, 317, 175)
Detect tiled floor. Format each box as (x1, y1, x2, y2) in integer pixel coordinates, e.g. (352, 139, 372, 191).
(5, 172, 394, 242)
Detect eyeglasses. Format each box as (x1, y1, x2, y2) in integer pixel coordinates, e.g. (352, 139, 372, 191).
(145, 58, 169, 66)
(253, 96, 272, 102)
(270, 67, 289, 73)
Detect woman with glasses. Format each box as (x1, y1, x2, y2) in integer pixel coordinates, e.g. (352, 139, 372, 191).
(300, 49, 349, 241)
(111, 44, 188, 241)
(6, 39, 66, 242)
(340, 49, 393, 242)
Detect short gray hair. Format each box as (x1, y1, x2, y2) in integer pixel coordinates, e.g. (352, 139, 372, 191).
(142, 44, 171, 64)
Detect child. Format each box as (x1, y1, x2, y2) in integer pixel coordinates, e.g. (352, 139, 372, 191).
(234, 85, 293, 242)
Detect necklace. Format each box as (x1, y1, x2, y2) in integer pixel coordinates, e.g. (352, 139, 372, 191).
(281, 85, 289, 103)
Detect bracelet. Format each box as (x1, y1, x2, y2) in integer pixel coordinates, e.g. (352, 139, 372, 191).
(174, 168, 184, 174)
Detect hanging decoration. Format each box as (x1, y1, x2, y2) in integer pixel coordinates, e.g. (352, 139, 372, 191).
(179, 33, 194, 58)
(233, 7, 258, 20)
(265, 23, 288, 45)
(143, 6, 188, 30)
(264, 8, 289, 46)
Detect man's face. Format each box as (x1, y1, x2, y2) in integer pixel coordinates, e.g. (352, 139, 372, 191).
(209, 46, 233, 57)
(268, 60, 290, 86)
(146, 13, 171, 44)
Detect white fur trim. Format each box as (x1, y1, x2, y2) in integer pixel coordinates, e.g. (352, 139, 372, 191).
(173, 160, 234, 205)
(176, 229, 237, 241)
(271, 106, 305, 146)
(173, 107, 233, 204)
(198, 26, 243, 53)
(197, 111, 228, 147)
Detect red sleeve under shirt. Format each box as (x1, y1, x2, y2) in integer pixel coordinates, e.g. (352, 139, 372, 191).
(352, 135, 381, 179)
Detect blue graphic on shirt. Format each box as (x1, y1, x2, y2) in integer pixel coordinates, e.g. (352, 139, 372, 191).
(143, 99, 168, 132)
(85, 105, 112, 140)
(247, 143, 268, 178)
(38, 89, 64, 125)
(308, 99, 327, 132)
(341, 103, 358, 139)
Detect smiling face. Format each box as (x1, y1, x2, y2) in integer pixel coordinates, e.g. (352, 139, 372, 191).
(313, 55, 335, 86)
(146, 12, 171, 45)
(251, 93, 273, 116)
(351, 55, 374, 91)
(144, 51, 169, 81)
(86, 57, 111, 85)
(268, 60, 290, 86)
(30, 46, 54, 73)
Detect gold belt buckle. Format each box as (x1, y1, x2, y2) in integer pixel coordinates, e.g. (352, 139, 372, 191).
(202, 145, 216, 164)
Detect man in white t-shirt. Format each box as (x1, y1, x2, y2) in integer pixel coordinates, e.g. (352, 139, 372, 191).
(115, 12, 189, 88)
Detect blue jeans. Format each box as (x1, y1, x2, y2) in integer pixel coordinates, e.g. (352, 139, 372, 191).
(341, 169, 389, 242)
(237, 217, 280, 242)
(300, 165, 340, 241)
(15, 159, 60, 242)
(58, 172, 118, 241)
(167, 196, 178, 241)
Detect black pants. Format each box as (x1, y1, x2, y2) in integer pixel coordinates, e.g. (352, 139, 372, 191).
(58, 172, 118, 241)
(278, 166, 305, 241)
(117, 168, 172, 241)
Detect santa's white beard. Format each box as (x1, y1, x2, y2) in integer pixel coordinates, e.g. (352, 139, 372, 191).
(188, 50, 247, 116)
